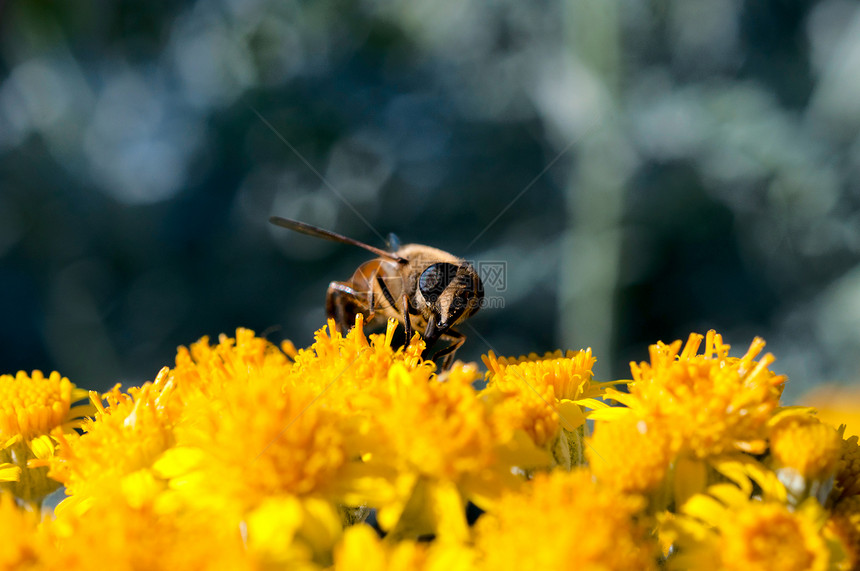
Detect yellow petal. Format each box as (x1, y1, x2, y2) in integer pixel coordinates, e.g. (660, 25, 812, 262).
(712, 454, 787, 503)
(0, 462, 21, 482)
(152, 446, 206, 479)
(557, 400, 586, 431)
(680, 493, 726, 521)
(428, 479, 469, 542)
(29, 435, 56, 460)
(587, 407, 632, 422)
(575, 397, 611, 410)
(674, 456, 707, 508)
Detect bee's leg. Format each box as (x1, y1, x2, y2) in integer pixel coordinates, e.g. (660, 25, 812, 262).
(400, 293, 413, 346)
(431, 329, 465, 371)
(326, 281, 371, 333)
(371, 272, 411, 347)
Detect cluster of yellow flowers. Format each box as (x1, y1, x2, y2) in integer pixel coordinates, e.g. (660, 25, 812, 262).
(1, 318, 859, 570)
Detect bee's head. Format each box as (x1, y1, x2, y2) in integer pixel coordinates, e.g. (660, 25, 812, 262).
(418, 261, 483, 346)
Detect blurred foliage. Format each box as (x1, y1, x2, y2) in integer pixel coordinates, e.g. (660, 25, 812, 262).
(2, 0, 860, 400)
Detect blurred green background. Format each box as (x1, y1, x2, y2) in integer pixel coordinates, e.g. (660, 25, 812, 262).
(2, 0, 859, 401)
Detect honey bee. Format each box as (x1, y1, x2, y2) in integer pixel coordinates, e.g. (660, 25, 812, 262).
(270, 216, 484, 368)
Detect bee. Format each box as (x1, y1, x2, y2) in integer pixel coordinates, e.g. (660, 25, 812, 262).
(269, 216, 484, 368)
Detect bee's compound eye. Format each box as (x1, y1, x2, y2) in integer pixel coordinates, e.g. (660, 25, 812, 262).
(419, 262, 459, 304)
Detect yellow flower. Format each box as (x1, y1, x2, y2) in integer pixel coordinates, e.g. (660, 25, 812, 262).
(587, 415, 675, 499)
(483, 349, 602, 402)
(599, 331, 785, 458)
(827, 432, 860, 568)
(0, 492, 48, 570)
(333, 525, 475, 571)
(0, 370, 91, 505)
(591, 331, 789, 505)
(670, 484, 844, 571)
(768, 413, 841, 504)
(374, 362, 537, 540)
(171, 327, 295, 400)
(155, 327, 393, 519)
(284, 316, 432, 414)
(244, 495, 343, 569)
(483, 381, 561, 451)
(473, 469, 658, 570)
(381, 364, 490, 484)
(46, 476, 253, 571)
(0, 370, 89, 440)
(718, 502, 830, 571)
(482, 349, 611, 468)
(827, 494, 860, 571)
(770, 415, 841, 479)
(835, 433, 860, 501)
(48, 367, 177, 507)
